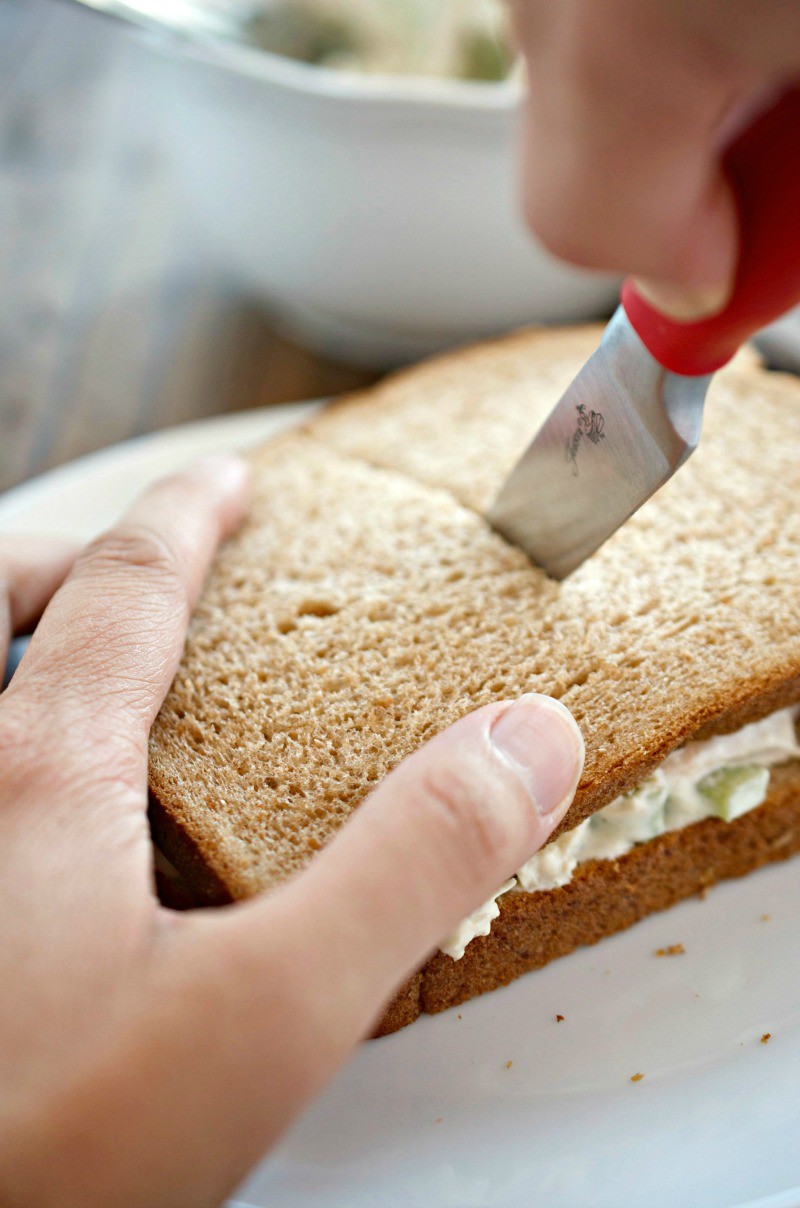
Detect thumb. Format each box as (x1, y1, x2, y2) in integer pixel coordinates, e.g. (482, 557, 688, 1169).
(130, 695, 584, 1199)
(218, 694, 584, 1037)
(7, 699, 582, 1208)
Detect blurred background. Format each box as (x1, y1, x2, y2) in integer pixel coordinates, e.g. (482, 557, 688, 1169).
(0, 0, 381, 498)
(2, 0, 799, 499)
(0, 0, 616, 497)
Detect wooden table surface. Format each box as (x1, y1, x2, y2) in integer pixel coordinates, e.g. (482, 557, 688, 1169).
(0, 0, 378, 497)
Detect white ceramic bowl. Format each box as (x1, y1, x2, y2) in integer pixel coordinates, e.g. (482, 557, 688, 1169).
(67, 0, 620, 366)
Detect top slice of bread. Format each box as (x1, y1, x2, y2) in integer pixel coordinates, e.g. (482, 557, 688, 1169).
(148, 326, 800, 903)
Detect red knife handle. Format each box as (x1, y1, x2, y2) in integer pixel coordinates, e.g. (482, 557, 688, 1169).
(621, 86, 800, 377)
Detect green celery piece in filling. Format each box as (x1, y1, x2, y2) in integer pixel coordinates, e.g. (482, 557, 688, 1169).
(595, 773, 668, 843)
(696, 765, 770, 822)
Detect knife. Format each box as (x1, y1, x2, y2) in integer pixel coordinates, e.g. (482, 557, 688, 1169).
(489, 87, 800, 579)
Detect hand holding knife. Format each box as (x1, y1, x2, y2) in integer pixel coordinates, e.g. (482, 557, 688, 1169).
(490, 88, 800, 579)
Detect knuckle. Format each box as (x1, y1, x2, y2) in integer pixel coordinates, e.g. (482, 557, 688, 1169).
(77, 525, 187, 607)
(0, 705, 31, 764)
(0, 695, 143, 801)
(524, 183, 602, 270)
(0, 701, 50, 786)
(415, 765, 519, 876)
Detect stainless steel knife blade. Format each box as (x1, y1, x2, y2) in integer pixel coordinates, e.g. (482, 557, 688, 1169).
(487, 307, 712, 579)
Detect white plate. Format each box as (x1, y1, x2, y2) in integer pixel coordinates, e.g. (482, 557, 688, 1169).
(2, 409, 800, 1208)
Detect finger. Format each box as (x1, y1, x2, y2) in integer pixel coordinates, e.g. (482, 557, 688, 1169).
(33, 696, 582, 1204)
(516, 0, 755, 307)
(281, 693, 583, 1021)
(6, 455, 250, 748)
(0, 537, 80, 671)
(198, 694, 584, 1057)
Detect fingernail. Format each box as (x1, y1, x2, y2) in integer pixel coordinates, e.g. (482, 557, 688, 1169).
(633, 276, 731, 322)
(491, 695, 584, 816)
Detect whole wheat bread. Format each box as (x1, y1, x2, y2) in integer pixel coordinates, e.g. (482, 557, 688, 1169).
(148, 325, 800, 1030)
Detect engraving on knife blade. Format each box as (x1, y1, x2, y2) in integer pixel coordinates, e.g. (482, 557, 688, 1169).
(566, 403, 605, 475)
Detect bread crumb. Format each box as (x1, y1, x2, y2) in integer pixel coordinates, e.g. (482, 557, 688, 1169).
(761, 914, 771, 922)
(655, 943, 685, 957)
(505, 1060, 513, 1070)
(435, 1117, 443, 1124)
(556, 1014, 565, 1022)
(630, 1073, 644, 1083)
(761, 1033, 772, 1044)
(457, 1014, 462, 1020)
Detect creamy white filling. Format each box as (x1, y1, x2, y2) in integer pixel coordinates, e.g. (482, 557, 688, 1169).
(440, 706, 800, 960)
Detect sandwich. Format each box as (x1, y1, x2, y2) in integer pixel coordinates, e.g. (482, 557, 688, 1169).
(148, 325, 800, 1035)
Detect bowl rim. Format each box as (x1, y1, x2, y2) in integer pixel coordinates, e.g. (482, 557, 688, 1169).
(62, 0, 524, 111)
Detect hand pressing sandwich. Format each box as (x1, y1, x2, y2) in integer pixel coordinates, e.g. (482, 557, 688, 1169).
(514, 0, 800, 318)
(0, 455, 584, 1208)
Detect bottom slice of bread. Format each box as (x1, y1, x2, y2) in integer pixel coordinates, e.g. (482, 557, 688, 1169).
(372, 762, 800, 1036)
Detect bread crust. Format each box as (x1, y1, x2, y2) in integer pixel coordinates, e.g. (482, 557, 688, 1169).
(149, 791, 234, 906)
(372, 762, 800, 1035)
